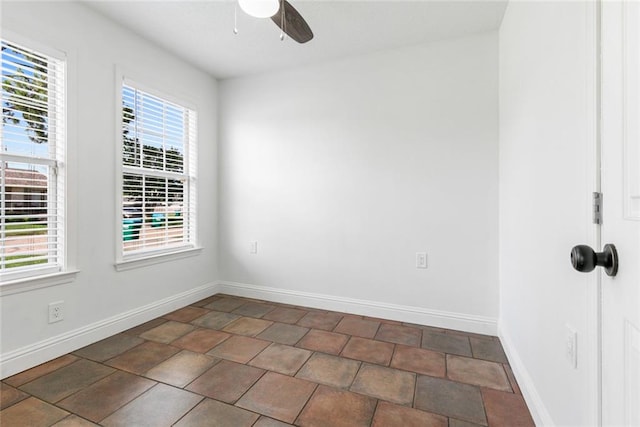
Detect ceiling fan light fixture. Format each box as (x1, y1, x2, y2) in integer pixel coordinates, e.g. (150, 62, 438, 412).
(238, 0, 280, 18)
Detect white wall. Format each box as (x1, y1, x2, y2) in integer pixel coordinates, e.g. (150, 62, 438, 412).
(219, 32, 499, 332)
(499, 2, 598, 425)
(0, 3, 603, 422)
(0, 1, 218, 377)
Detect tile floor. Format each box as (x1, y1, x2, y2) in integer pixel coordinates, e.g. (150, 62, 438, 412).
(0, 295, 535, 426)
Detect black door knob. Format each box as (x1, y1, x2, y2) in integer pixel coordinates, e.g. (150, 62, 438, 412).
(571, 244, 618, 277)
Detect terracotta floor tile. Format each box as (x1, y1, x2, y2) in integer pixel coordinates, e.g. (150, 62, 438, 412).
(52, 414, 101, 426)
(296, 329, 349, 355)
(139, 320, 194, 344)
(254, 416, 295, 426)
(470, 337, 509, 363)
(350, 363, 415, 405)
(123, 318, 167, 336)
(446, 329, 497, 342)
(19, 359, 115, 403)
(371, 401, 447, 427)
(204, 296, 247, 312)
(296, 385, 376, 427)
(174, 398, 259, 427)
(375, 323, 422, 347)
(163, 306, 209, 323)
(186, 360, 265, 403)
(504, 364, 521, 395)
(207, 335, 271, 363)
(263, 307, 308, 324)
(405, 323, 446, 333)
(446, 355, 511, 392)
(449, 419, 485, 427)
(295, 353, 360, 389)
(341, 336, 395, 365)
(0, 397, 69, 426)
(4, 354, 79, 387)
(105, 341, 180, 375)
(222, 317, 273, 336)
(191, 311, 240, 330)
(171, 328, 231, 353)
(73, 334, 144, 362)
(0, 383, 29, 409)
(57, 371, 155, 422)
(249, 343, 312, 376)
(297, 311, 343, 331)
(293, 305, 326, 312)
(422, 330, 472, 357)
(236, 372, 316, 423)
(144, 350, 218, 387)
(232, 302, 277, 318)
(341, 313, 364, 320)
(190, 295, 221, 307)
(235, 296, 270, 304)
(390, 345, 446, 377)
(101, 383, 202, 427)
(482, 388, 535, 427)
(365, 316, 403, 325)
(414, 375, 487, 425)
(333, 317, 380, 339)
(257, 323, 309, 345)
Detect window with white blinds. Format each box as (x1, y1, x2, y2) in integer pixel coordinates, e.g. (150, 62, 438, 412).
(120, 82, 197, 259)
(1, 39, 66, 281)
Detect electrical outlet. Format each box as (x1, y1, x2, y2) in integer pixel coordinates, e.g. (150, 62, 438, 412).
(48, 301, 64, 323)
(565, 324, 577, 369)
(416, 252, 427, 268)
(250, 241, 258, 254)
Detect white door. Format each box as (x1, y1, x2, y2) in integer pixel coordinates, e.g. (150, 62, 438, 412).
(601, 2, 640, 425)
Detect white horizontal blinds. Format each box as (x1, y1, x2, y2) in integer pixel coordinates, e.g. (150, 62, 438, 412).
(1, 39, 65, 279)
(121, 83, 195, 256)
(186, 110, 197, 245)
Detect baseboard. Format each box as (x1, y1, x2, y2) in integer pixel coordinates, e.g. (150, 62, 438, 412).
(217, 280, 498, 336)
(0, 282, 220, 379)
(499, 323, 554, 426)
(1, 280, 497, 379)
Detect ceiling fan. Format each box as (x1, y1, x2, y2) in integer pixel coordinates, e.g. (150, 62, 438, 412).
(237, 0, 314, 43)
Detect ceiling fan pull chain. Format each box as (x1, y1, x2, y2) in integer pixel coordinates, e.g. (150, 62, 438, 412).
(279, 0, 286, 41)
(233, 2, 239, 35)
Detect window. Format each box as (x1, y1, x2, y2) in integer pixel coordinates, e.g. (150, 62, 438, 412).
(1, 39, 66, 281)
(120, 82, 197, 261)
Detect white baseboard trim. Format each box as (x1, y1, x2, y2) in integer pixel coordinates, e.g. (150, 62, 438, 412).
(217, 280, 498, 335)
(0, 282, 220, 379)
(1, 280, 497, 380)
(499, 323, 553, 427)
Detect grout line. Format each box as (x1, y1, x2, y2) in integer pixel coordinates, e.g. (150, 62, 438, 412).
(369, 399, 381, 426)
(230, 368, 268, 407)
(292, 382, 319, 425)
(412, 368, 418, 409)
(444, 353, 449, 380)
(167, 395, 205, 427)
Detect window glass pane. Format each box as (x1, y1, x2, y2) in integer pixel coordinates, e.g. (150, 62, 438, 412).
(1, 42, 52, 157)
(121, 84, 194, 258)
(1, 39, 64, 278)
(1, 162, 58, 271)
(122, 85, 185, 173)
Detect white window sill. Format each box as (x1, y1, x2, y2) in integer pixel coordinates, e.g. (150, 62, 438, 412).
(115, 247, 202, 272)
(0, 270, 79, 296)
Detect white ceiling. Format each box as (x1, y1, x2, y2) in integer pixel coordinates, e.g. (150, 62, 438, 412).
(82, 0, 507, 80)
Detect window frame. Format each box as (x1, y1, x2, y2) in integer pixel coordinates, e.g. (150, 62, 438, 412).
(115, 76, 199, 269)
(0, 33, 73, 287)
